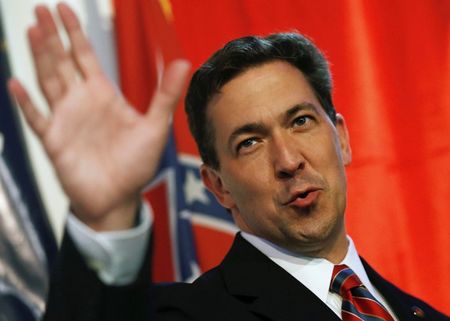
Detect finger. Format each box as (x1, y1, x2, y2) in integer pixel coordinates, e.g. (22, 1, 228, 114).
(34, 5, 78, 90)
(35, 4, 65, 55)
(57, 3, 103, 78)
(146, 59, 191, 125)
(8, 79, 49, 138)
(27, 25, 64, 106)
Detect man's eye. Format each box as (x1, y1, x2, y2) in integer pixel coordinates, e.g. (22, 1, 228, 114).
(293, 115, 311, 127)
(237, 138, 257, 152)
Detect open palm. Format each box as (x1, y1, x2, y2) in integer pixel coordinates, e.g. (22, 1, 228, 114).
(8, 4, 190, 230)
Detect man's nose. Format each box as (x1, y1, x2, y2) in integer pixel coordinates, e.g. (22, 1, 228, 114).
(271, 133, 305, 180)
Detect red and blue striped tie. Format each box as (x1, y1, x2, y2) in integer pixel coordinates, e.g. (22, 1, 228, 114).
(330, 265, 395, 321)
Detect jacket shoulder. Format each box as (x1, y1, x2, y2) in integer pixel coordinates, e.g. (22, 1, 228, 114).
(155, 267, 257, 321)
(155, 267, 224, 320)
(362, 258, 449, 320)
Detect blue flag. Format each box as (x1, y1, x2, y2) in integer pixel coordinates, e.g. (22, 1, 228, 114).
(0, 16, 57, 321)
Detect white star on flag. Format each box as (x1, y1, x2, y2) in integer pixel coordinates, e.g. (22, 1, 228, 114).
(184, 170, 210, 205)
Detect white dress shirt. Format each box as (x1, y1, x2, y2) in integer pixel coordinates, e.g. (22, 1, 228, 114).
(67, 204, 397, 320)
(241, 232, 398, 320)
(67, 203, 152, 285)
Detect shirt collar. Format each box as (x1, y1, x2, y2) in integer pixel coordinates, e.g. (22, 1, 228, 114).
(240, 232, 373, 305)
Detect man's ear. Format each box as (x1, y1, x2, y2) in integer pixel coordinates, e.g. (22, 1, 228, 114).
(200, 165, 235, 209)
(335, 114, 352, 165)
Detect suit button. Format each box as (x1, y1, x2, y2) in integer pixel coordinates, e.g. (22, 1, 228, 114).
(411, 306, 425, 318)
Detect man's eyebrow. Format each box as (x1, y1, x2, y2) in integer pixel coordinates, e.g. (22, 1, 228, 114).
(228, 123, 268, 149)
(227, 103, 318, 150)
(283, 103, 317, 124)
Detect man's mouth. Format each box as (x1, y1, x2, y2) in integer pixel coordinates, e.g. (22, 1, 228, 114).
(298, 191, 309, 199)
(285, 188, 321, 208)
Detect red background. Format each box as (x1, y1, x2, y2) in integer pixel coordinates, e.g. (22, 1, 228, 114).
(115, 0, 450, 313)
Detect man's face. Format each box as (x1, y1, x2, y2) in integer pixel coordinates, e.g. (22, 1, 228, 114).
(201, 61, 352, 260)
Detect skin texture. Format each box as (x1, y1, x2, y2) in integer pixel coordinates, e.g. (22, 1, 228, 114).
(201, 61, 352, 263)
(8, 4, 191, 231)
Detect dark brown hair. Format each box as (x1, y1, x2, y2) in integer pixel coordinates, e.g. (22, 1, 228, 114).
(185, 32, 336, 169)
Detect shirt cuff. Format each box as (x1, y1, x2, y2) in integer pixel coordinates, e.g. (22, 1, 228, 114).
(66, 202, 152, 285)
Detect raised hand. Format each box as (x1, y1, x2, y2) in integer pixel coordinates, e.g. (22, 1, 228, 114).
(8, 3, 191, 231)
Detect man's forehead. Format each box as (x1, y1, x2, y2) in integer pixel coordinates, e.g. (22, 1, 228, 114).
(206, 61, 321, 125)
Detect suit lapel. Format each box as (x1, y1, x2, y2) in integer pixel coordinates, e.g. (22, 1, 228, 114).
(219, 234, 340, 321)
(362, 257, 435, 321)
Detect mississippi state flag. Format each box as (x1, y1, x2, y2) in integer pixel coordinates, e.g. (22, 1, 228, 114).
(113, 2, 450, 314)
(113, 0, 236, 282)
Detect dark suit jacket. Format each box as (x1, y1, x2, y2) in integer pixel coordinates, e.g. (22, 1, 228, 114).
(45, 233, 448, 321)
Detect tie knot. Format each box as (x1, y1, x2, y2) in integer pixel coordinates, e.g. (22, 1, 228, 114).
(330, 264, 363, 295)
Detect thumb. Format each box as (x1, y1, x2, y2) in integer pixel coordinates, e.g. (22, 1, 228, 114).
(146, 59, 191, 125)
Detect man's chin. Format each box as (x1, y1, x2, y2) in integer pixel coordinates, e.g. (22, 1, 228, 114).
(281, 228, 344, 257)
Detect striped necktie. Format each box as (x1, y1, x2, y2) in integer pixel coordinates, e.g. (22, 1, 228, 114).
(330, 265, 395, 321)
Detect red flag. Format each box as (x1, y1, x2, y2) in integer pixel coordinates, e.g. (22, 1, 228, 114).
(113, 0, 236, 282)
(114, 0, 180, 282)
(169, 1, 449, 312)
(115, 0, 450, 312)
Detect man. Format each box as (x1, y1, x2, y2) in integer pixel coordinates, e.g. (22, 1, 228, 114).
(8, 3, 448, 321)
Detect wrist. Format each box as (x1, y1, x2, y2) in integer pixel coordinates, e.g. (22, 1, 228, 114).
(71, 196, 140, 232)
